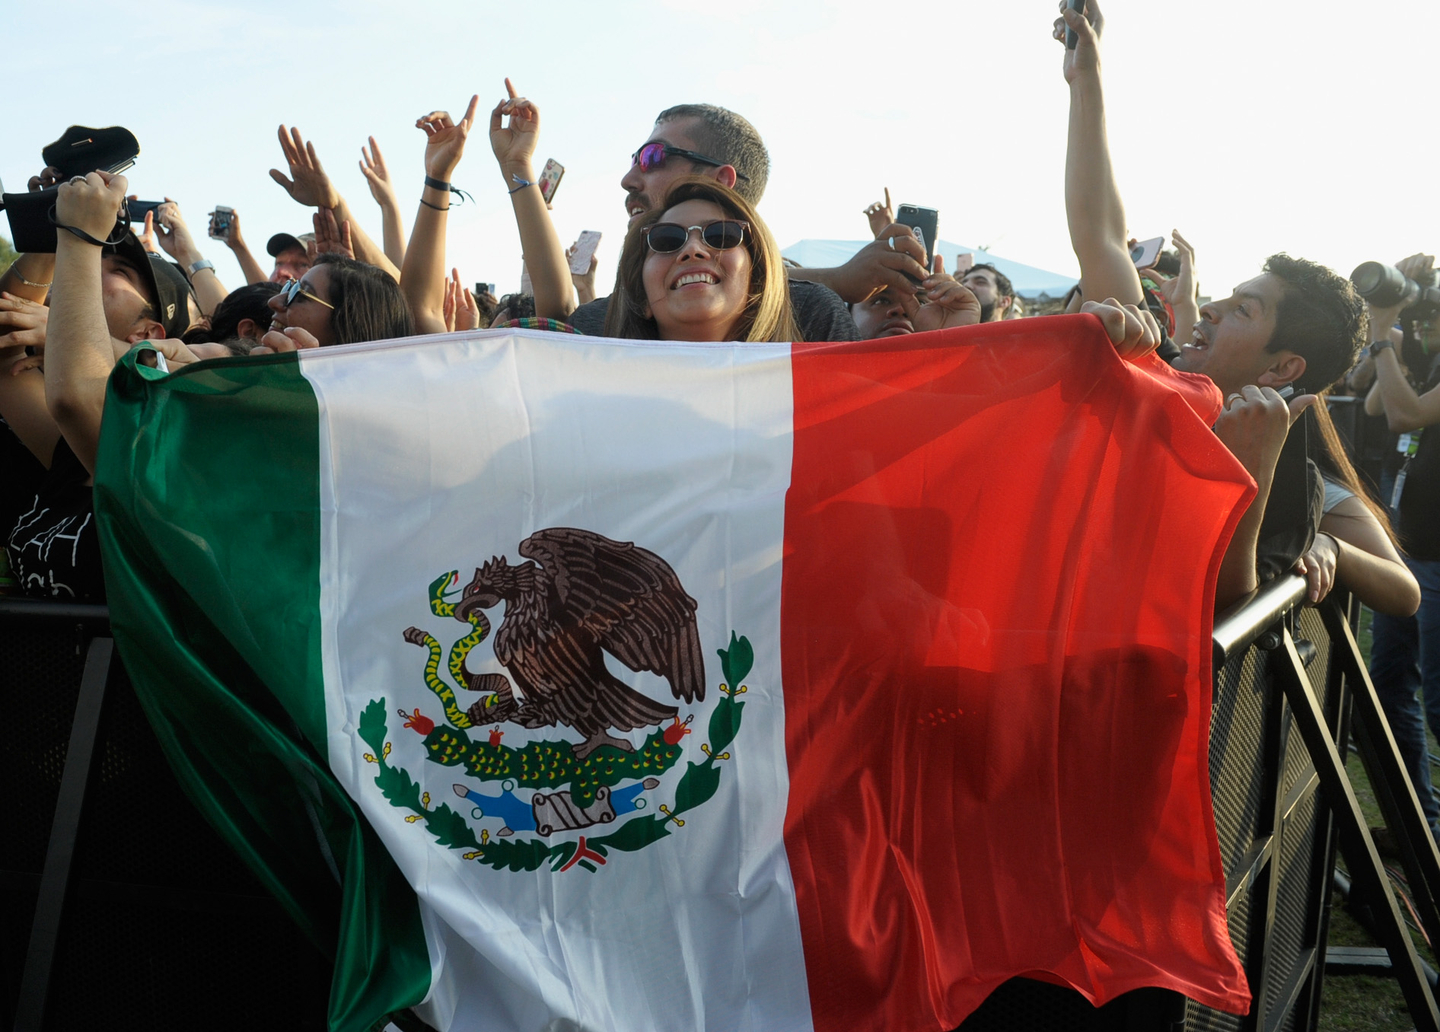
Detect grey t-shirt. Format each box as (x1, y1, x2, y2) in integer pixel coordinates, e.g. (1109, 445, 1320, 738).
(566, 278, 858, 343)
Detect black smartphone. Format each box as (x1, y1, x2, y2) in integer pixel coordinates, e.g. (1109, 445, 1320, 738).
(896, 204, 939, 273)
(126, 198, 164, 222)
(475, 282, 496, 297)
(1066, 0, 1087, 50)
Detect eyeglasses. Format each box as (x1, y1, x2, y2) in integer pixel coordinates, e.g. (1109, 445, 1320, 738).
(645, 220, 750, 254)
(630, 142, 751, 182)
(277, 278, 335, 310)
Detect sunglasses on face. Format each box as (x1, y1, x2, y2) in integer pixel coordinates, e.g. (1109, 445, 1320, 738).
(277, 278, 335, 310)
(629, 142, 751, 182)
(645, 220, 750, 255)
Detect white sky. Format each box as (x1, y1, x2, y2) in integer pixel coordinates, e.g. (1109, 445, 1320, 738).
(5, 0, 1439, 305)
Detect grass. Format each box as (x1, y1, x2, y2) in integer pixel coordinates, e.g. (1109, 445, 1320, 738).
(1318, 605, 1434, 1031)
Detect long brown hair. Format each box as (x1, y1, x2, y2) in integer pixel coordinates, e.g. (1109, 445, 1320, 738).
(1312, 393, 1402, 549)
(604, 176, 801, 343)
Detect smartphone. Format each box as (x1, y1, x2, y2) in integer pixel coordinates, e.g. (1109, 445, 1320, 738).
(126, 198, 164, 222)
(1130, 236, 1165, 269)
(954, 252, 975, 274)
(569, 230, 602, 275)
(896, 204, 939, 272)
(209, 205, 233, 241)
(538, 159, 565, 205)
(1065, 0, 1087, 49)
(474, 282, 496, 297)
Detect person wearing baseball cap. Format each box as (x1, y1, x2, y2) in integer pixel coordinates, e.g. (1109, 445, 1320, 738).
(266, 230, 315, 283)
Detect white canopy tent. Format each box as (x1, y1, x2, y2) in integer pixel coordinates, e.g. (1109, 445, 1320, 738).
(782, 239, 1078, 302)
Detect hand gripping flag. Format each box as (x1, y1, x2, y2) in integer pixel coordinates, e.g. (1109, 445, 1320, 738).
(95, 316, 1254, 1032)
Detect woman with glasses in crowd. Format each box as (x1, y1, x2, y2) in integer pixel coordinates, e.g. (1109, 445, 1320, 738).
(254, 253, 412, 353)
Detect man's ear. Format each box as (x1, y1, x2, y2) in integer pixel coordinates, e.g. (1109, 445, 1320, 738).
(237, 317, 261, 340)
(713, 165, 738, 190)
(998, 295, 1014, 314)
(1256, 351, 1306, 389)
(125, 319, 166, 345)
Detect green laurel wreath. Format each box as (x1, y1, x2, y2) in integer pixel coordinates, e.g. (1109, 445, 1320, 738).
(360, 632, 753, 873)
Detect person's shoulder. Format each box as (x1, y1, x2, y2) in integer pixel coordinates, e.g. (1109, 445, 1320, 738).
(788, 280, 857, 342)
(567, 295, 611, 336)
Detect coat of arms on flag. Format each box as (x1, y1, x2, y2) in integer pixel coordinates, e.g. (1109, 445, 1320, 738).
(364, 528, 752, 875)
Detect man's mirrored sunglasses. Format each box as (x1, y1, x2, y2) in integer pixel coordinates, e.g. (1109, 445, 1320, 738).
(277, 278, 335, 310)
(630, 143, 751, 182)
(645, 220, 750, 254)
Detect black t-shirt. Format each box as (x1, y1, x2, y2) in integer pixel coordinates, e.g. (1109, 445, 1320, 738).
(1397, 358, 1440, 561)
(6, 436, 104, 601)
(566, 279, 859, 343)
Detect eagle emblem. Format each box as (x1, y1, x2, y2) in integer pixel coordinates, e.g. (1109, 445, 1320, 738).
(454, 527, 706, 758)
(360, 528, 752, 874)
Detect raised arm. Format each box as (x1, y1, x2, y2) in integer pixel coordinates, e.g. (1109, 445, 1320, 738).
(45, 173, 132, 475)
(213, 209, 270, 285)
(1367, 254, 1440, 433)
(153, 199, 229, 317)
(1056, 0, 1143, 307)
(490, 80, 574, 321)
(400, 95, 481, 336)
(360, 136, 407, 268)
(270, 126, 400, 281)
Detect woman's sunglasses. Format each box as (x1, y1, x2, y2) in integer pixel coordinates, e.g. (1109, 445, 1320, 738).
(277, 278, 335, 310)
(645, 220, 750, 254)
(629, 142, 751, 182)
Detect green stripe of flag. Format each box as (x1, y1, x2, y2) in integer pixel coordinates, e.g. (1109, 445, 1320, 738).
(95, 349, 432, 1032)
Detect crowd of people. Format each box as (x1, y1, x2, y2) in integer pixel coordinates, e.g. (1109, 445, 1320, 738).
(1, 3, 1439, 837)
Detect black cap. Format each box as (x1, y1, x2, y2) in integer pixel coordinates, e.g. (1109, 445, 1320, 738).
(267, 232, 306, 258)
(105, 230, 193, 340)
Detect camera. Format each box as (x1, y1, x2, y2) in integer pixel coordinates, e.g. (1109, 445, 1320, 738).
(1350, 261, 1440, 320)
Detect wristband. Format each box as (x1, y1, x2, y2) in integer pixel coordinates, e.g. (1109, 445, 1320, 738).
(187, 258, 215, 277)
(419, 198, 450, 212)
(1369, 340, 1395, 358)
(423, 175, 451, 193)
(508, 174, 535, 195)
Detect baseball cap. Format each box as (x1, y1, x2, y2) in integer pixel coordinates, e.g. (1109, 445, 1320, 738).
(105, 230, 193, 340)
(267, 231, 314, 258)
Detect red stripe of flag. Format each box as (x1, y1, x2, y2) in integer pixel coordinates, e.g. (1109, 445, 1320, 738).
(781, 316, 1254, 1031)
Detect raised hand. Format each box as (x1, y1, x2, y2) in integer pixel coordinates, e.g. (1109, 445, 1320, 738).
(912, 255, 981, 332)
(312, 208, 354, 259)
(490, 79, 540, 181)
(56, 171, 127, 243)
(417, 96, 481, 181)
(270, 126, 342, 209)
(359, 136, 398, 207)
(863, 188, 894, 240)
(1054, 0, 1105, 82)
(152, 198, 201, 262)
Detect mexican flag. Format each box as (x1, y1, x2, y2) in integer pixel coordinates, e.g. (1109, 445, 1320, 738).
(95, 318, 1254, 1032)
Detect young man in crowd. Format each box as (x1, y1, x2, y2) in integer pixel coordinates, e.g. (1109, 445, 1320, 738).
(960, 263, 1016, 323)
(1057, 0, 1366, 611)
